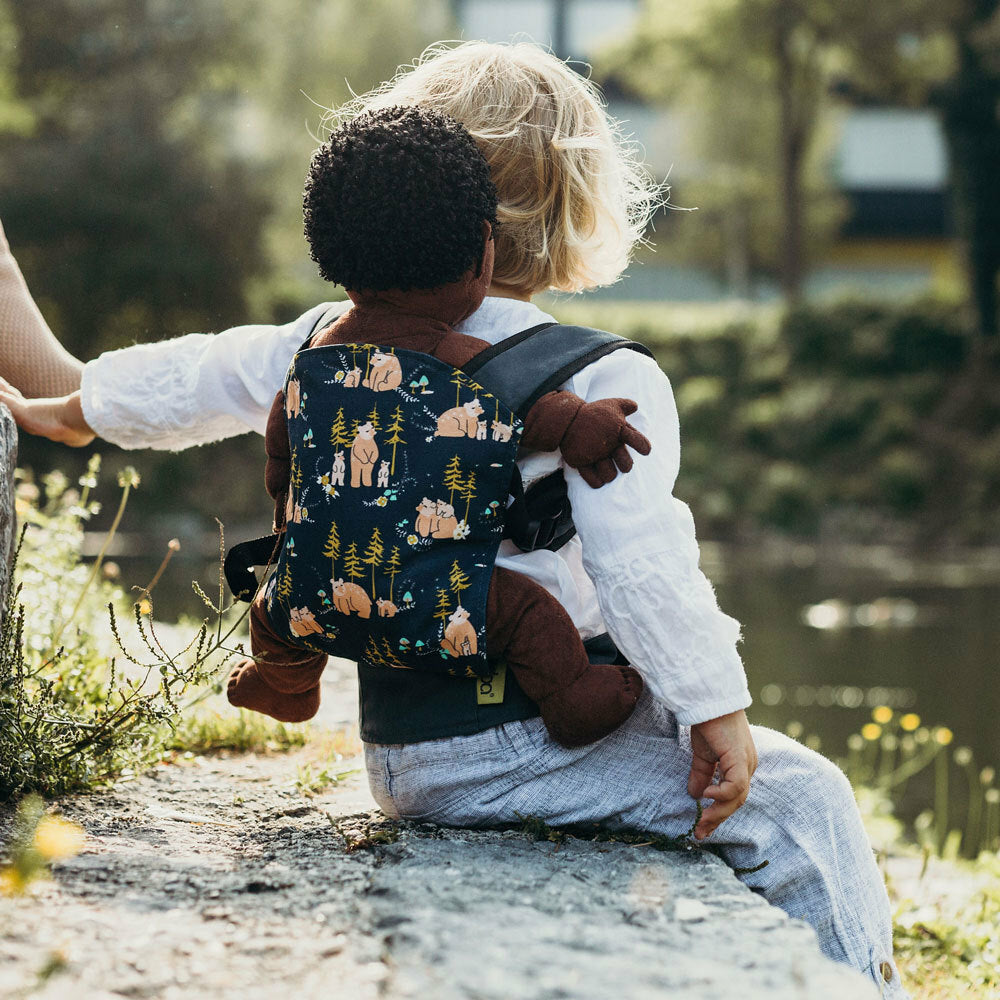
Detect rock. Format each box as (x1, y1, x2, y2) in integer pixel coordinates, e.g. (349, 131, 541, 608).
(0, 402, 16, 617)
(366, 829, 881, 1000)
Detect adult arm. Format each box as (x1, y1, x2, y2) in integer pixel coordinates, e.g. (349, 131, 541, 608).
(79, 301, 349, 450)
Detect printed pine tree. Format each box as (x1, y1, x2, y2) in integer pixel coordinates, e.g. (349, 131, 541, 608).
(343, 541, 364, 584)
(385, 405, 406, 474)
(363, 635, 387, 668)
(383, 546, 402, 602)
(362, 344, 376, 383)
(380, 637, 406, 669)
(276, 563, 293, 600)
(448, 560, 471, 602)
(461, 470, 477, 523)
(362, 526, 384, 597)
(329, 407, 350, 448)
(434, 588, 452, 624)
(367, 403, 380, 432)
(443, 455, 464, 505)
(322, 521, 341, 579)
(450, 370, 466, 407)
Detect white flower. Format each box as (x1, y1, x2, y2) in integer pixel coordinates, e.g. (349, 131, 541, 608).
(452, 521, 470, 540)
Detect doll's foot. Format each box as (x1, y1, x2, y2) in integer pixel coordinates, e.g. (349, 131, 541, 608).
(226, 658, 320, 723)
(538, 664, 643, 748)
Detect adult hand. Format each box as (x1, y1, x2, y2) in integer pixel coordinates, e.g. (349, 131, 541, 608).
(688, 708, 758, 840)
(0, 380, 95, 447)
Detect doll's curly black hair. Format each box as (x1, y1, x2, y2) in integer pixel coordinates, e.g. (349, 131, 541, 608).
(303, 105, 498, 292)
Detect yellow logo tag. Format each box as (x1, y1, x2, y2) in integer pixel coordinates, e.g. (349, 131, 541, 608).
(476, 662, 507, 705)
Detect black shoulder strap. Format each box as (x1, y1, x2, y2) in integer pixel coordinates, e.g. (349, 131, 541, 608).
(462, 323, 654, 419)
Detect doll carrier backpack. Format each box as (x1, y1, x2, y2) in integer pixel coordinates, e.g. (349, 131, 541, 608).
(225, 306, 654, 682)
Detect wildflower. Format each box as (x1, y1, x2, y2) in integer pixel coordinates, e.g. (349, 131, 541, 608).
(138, 598, 152, 616)
(953, 747, 973, 767)
(933, 727, 954, 746)
(406, 534, 418, 546)
(0, 867, 28, 897)
(899, 713, 920, 731)
(375, 497, 388, 507)
(452, 521, 471, 540)
(34, 817, 86, 861)
(872, 706, 893, 725)
(861, 723, 882, 741)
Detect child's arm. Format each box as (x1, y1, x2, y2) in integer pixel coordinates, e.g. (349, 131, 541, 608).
(0, 381, 95, 447)
(520, 390, 651, 488)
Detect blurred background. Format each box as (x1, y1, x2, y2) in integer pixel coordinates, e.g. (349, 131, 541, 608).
(2, 0, 999, 842)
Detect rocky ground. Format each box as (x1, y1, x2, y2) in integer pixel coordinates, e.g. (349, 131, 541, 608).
(0, 663, 879, 1000)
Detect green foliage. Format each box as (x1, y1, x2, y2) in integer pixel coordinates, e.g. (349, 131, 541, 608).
(167, 710, 308, 755)
(0, 463, 248, 800)
(554, 298, 1000, 542)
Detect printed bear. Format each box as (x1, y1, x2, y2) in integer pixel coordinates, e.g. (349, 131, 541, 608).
(475, 419, 487, 440)
(331, 579, 372, 619)
(331, 450, 345, 487)
(376, 460, 390, 488)
(432, 501, 459, 539)
(491, 419, 513, 443)
(285, 378, 302, 419)
(441, 606, 477, 657)
(342, 367, 362, 388)
(289, 606, 324, 636)
(434, 398, 484, 438)
(376, 598, 399, 618)
(415, 497, 438, 537)
(350, 421, 379, 487)
(363, 350, 403, 392)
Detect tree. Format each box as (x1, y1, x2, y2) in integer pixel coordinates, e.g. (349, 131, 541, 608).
(0, 1, 270, 358)
(322, 521, 341, 579)
(461, 471, 477, 524)
(276, 563, 293, 601)
(443, 455, 464, 506)
(450, 370, 466, 407)
(342, 541, 364, 584)
(362, 526, 384, 597)
(383, 546, 402, 602)
(433, 588, 451, 625)
(385, 405, 406, 474)
(602, 0, 852, 301)
(448, 560, 470, 601)
(367, 403, 381, 433)
(329, 407, 350, 449)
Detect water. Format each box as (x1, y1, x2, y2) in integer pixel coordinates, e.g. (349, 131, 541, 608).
(105, 540, 1000, 830)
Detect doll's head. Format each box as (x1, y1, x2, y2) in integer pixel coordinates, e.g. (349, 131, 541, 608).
(303, 105, 498, 322)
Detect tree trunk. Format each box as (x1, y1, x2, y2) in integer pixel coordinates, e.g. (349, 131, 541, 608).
(775, 11, 806, 303)
(937, 6, 1000, 338)
(0, 403, 17, 621)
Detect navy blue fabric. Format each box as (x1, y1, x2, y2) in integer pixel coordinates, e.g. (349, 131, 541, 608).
(264, 343, 522, 679)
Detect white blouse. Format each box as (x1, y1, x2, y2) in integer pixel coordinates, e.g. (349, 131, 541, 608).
(81, 296, 751, 724)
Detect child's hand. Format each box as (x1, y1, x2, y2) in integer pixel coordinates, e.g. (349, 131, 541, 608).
(0, 380, 96, 447)
(562, 397, 652, 488)
(688, 709, 758, 839)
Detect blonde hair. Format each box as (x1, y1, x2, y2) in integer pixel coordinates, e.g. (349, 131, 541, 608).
(324, 41, 661, 295)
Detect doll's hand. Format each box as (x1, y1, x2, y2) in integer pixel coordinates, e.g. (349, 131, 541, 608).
(561, 397, 651, 488)
(0, 380, 96, 447)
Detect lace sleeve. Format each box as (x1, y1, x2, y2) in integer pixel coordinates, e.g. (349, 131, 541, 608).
(566, 351, 752, 725)
(80, 302, 347, 451)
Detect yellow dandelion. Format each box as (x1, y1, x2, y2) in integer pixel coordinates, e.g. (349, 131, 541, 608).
(872, 706, 893, 725)
(933, 727, 954, 746)
(0, 867, 28, 897)
(861, 723, 882, 741)
(138, 598, 152, 616)
(899, 713, 920, 731)
(33, 817, 86, 862)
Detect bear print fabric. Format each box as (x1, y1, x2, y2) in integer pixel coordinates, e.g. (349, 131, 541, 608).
(267, 343, 522, 678)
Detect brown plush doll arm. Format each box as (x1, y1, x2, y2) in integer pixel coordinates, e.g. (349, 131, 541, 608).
(521, 390, 652, 489)
(264, 389, 291, 531)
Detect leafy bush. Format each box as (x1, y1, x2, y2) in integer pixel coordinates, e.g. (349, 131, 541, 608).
(552, 298, 1000, 543)
(0, 460, 252, 800)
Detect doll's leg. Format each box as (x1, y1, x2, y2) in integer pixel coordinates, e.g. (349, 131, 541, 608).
(227, 593, 326, 723)
(486, 567, 642, 747)
(0, 220, 83, 398)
